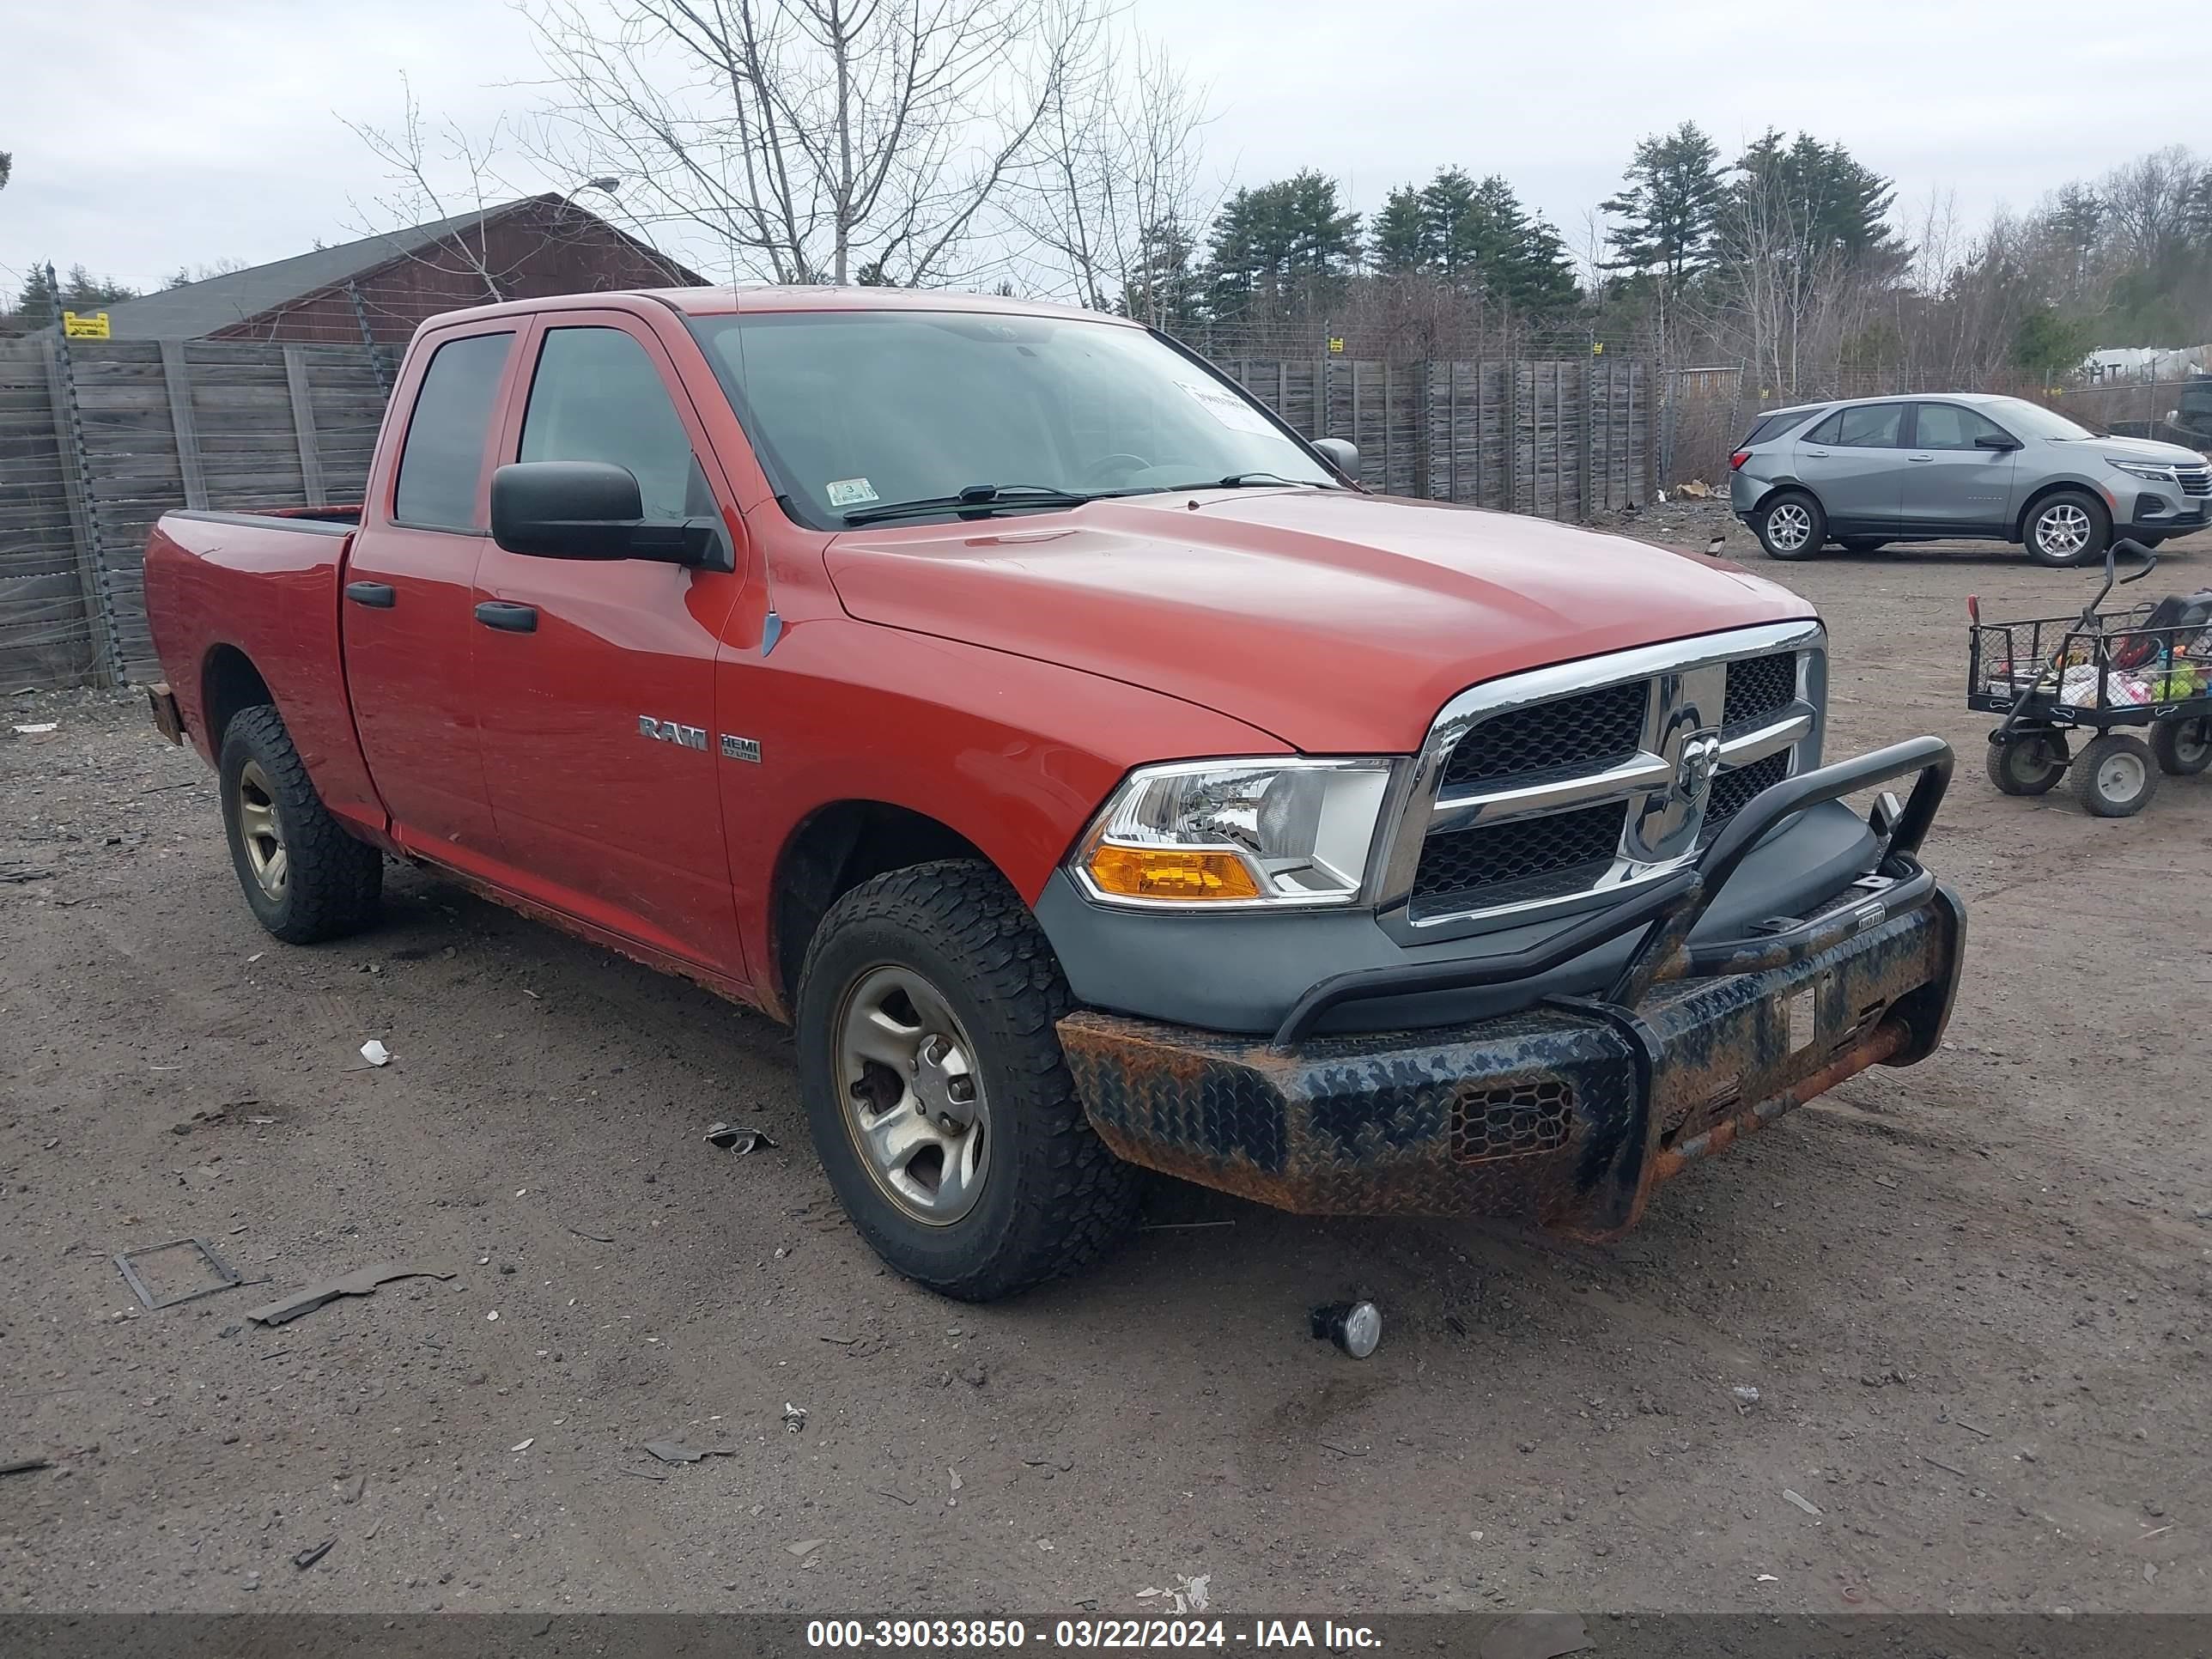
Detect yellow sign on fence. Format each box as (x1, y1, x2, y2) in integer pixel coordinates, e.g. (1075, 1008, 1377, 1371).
(62, 311, 112, 339)
(1327, 337, 1345, 355)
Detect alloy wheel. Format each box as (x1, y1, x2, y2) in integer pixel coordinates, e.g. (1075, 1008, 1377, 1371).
(834, 964, 991, 1225)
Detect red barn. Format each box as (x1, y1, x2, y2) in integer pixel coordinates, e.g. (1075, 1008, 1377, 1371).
(94, 196, 707, 345)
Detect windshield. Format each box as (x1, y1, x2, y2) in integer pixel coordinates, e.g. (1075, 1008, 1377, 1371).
(690, 310, 1335, 527)
(1985, 397, 2098, 441)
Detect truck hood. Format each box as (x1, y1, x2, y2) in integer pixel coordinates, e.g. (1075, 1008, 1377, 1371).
(823, 489, 1814, 754)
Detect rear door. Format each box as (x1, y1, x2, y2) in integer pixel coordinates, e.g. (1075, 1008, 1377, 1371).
(1900, 402, 2019, 533)
(1792, 402, 1909, 534)
(343, 320, 520, 857)
(469, 312, 750, 981)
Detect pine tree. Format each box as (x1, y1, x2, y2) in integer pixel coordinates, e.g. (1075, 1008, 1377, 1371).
(1601, 122, 1725, 284)
(1200, 170, 1361, 323)
(1370, 185, 1428, 276)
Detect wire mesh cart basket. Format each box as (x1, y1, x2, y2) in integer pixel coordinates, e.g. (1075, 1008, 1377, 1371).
(1968, 541, 2212, 817)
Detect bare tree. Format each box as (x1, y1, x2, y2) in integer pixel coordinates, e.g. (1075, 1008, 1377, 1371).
(343, 78, 536, 301)
(1012, 31, 1212, 313)
(521, 0, 1109, 288)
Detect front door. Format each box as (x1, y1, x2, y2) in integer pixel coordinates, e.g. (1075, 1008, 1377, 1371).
(1792, 402, 1909, 535)
(1900, 402, 2019, 533)
(470, 314, 750, 981)
(343, 322, 520, 859)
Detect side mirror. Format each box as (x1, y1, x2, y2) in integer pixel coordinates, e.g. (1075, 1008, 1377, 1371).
(1973, 434, 2021, 452)
(489, 460, 732, 572)
(1311, 436, 1360, 477)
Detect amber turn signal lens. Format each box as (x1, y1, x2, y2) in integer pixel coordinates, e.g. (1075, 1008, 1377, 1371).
(1087, 843, 1261, 901)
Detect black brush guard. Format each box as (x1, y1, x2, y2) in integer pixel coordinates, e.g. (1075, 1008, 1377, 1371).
(1059, 738, 1965, 1237)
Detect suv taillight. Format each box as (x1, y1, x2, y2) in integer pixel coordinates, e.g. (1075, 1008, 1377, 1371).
(1729, 449, 1752, 471)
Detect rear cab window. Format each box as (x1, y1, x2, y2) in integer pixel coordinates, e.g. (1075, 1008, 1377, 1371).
(393, 331, 514, 531)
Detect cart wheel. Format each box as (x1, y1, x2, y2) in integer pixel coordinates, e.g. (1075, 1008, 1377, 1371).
(1984, 732, 2069, 796)
(2152, 714, 2212, 775)
(2071, 733, 2158, 817)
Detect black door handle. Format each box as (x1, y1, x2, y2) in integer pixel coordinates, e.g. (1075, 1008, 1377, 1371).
(344, 581, 396, 609)
(474, 601, 538, 634)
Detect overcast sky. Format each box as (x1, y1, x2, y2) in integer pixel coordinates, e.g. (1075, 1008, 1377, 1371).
(3, 0, 2200, 297)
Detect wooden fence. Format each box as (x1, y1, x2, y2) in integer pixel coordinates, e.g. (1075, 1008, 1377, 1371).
(0, 340, 1650, 693)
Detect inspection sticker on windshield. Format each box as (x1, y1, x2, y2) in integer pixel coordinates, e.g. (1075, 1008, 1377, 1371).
(825, 477, 878, 507)
(1174, 380, 1276, 436)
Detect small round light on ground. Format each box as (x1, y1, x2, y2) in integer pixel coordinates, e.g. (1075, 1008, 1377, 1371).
(1310, 1299, 1382, 1359)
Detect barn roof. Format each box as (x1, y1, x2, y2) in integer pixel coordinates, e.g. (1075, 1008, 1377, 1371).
(93, 197, 699, 341)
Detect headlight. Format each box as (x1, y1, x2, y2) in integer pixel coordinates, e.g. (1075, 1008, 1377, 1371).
(2111, 460, 2179, 483)
(1073, 757, 1395, 908)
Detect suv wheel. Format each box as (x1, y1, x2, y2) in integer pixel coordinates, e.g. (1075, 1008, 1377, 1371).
(1754, 491, 1825, 561)
(218, 705, 383, 943)
(794, 860, 1139, 1300)
(2024, 490, 2109, 568)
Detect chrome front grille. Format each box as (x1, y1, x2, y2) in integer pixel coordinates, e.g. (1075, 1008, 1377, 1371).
(1383, 622, 1826, 933)
(2178, 465, 2210, 498)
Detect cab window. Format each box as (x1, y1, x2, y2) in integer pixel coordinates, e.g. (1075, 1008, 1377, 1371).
(519, 326, 714, 521)
(1806, 404, 1906, 448)
(393, 331, 514, 530)
(1914, 403, 2010, 450)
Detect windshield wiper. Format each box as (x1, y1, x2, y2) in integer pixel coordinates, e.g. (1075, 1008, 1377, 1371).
(842, 483, 1096, 526)
(1209, 471, 1332, 489)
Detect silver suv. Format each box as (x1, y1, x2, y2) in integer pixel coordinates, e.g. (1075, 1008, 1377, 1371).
(1728, 393, 2210, 566)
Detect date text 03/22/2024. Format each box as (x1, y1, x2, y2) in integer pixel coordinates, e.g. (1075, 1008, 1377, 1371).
(805, 1619, 1383, 1649)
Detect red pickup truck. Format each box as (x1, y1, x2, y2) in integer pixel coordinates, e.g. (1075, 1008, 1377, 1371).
(143, 287, 1966, 1300)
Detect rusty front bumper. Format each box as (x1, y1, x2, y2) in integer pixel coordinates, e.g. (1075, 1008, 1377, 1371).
(1059, 737, 1967, 1240)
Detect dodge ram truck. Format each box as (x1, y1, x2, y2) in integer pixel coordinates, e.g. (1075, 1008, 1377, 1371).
(143, 287, 1967, 1301)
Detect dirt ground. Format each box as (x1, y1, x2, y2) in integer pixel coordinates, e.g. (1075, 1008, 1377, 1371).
(4, 514, 2211, 1618)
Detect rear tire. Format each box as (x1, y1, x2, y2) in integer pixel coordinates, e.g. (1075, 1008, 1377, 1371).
(218, 705, 383, 944)
(1754, 490, 1825, 561)
(2071, 732, 2156, 817)
(794, 859, 1139, 1301)
(1985, 731, 2069, 796)
(2024, 490, 2111, 568)
(2152, 714, 2212, 775)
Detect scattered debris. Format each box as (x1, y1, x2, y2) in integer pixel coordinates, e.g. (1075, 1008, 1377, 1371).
(1176, 1574, 1210, 1613)
(11, 722, 58, 735)
(1922, 1455, 1968, 1477)
(1953, 1417, 1994, 1438)
(619, 1466, 670, 1482)
(568, 1226, 614, 1244)
(782, 1402, 807, 1433)
(872, 1487, 916, 1506)
(243, 1263, 455, 1328)
(358, 1038, 392, 1067)
(1732, 1386, 1762, 1406)
(113, 1237, 245, 1310)
(704, 1122, 775, 1153)
(947, 1467, 963, 1506)
(1137, 1219, 1236, 1232)
(1476, 1610, 1592, 1659)
(1675, 479, 1712, 498)
(511, 1438, 535, 1452)
(0, 866, 56, 884)
(641, 1441, 735, 1465)
(1021, 1455, 1076, 1473)
(787, 1539, 825, 1559)
(1755, 1573, 1779, 1584)
(293, 1540, 334, 1571)
(337, 1474, 367, 1504)
(1310, 1299, 1383, 1359)
(169, 1109, 228, 1135)
(1319, 1440, 1369, 1459)
(0, 1458, 53, 1478)
(1782, 1488, 1823, 1517)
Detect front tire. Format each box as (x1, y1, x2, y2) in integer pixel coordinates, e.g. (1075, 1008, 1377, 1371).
(218, 705, 382, 944)
(1754, 490, 1825, 561)
(2152, 714, 2212, 776)
(2024, 490, 2110, 568)
(2071, 732, 2157, 817)
(794, 860, 1139, 1301)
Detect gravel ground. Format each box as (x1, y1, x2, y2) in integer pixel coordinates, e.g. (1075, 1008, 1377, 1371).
(3, 514, 2209, 1617)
